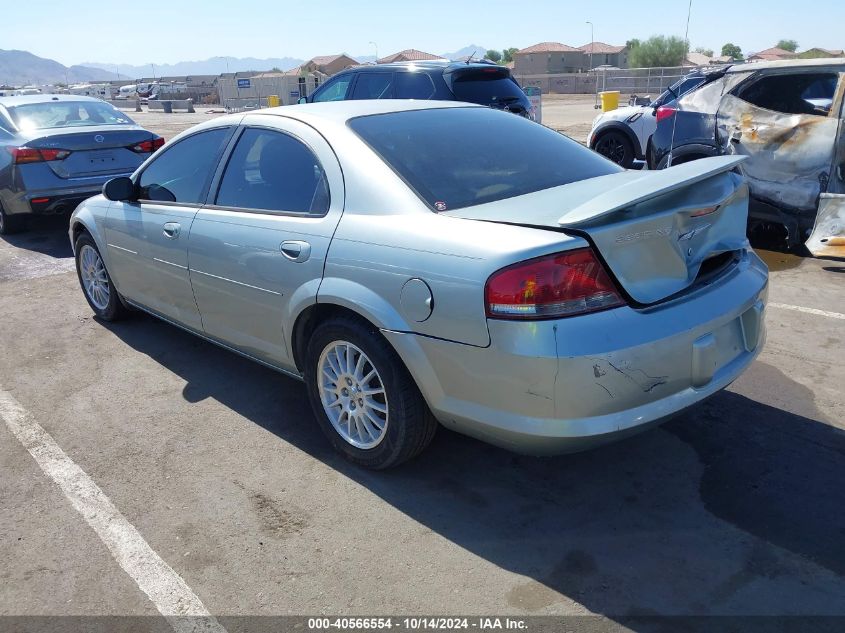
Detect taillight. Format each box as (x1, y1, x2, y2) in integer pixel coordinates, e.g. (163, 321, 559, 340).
(130, 137, 165, 153)
(655, 106, 677, 123)
(485, 248, 624, 319)
(7, 147, 71, 163)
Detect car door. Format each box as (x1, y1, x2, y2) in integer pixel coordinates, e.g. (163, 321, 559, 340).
(104, 126, 234, 330)
(716, 68, 841, 215)
(187, 116, 344, 371)
(807, 82, 845, 257)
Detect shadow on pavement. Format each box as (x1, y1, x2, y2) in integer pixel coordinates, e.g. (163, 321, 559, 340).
(103, 313, 845, 620)
(0, 215, 73, 258)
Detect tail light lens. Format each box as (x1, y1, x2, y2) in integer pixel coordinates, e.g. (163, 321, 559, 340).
(656, 106, 677, 123)
(130, 137, 165, 153)
(7, 147, 71, 163)
(485, 248, 625, 319)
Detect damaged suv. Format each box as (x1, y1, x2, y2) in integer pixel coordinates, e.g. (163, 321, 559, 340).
(650, 59, 845, 256)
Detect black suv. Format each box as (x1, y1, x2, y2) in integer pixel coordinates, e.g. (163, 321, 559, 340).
(302, 61, 535, 119)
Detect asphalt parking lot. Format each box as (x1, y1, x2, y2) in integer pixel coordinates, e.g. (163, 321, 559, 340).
(1, 107, 844, 628)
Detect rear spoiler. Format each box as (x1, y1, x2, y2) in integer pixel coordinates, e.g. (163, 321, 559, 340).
(559, 156, 747, 226)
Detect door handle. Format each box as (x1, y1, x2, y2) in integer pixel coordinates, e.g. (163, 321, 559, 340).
(162, 222, 181, 239)
(730, 128, 742, 143)
(280, 240, 311, 263)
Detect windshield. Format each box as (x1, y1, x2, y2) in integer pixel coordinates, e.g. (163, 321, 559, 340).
(349, 107, 620, 211)
(448, 69, 527, 106)
(7, 101, 136, 131)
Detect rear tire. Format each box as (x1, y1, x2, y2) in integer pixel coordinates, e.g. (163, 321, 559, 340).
(594, 131, 635, 168)
(304, 315, 437, 469)
(74, 232, 129, 321)
(0, 204, 26, 235)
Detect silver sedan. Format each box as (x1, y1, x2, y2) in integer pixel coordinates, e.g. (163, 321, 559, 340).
(69, 100, 768, 469)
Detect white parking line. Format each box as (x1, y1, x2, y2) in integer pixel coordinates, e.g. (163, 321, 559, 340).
(769, 302, 845, 321)
(0, 389, 228, 633)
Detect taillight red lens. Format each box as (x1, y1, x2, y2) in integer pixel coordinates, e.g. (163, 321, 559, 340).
(485, 248, 624, 319)
(7, 147, 70, 163)
(655, 106, 677, 123)
(130, 137, 165, 153)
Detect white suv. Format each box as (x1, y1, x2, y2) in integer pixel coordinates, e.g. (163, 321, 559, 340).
(587, 69, 728, 167)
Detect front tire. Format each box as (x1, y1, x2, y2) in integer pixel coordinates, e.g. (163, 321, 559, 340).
(304, 316, 437, 469)
(594, 131, 635, 168)
(74, 232, 129, 321)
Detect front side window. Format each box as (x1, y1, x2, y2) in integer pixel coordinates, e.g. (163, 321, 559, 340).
(215, 128, 329, 214)
(312, 75, 352, 102)
(351, 73, 394, 99)
(734, 72, 838, 116)
(7, 101, 136, 131)
(138, 128, 231, 203)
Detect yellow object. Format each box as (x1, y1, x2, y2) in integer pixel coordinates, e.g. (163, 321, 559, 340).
(267, 95, 280, 107)
(599, 90, 620, 112)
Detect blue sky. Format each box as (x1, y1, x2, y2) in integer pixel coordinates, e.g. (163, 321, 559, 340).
(7, 0, 844, 66)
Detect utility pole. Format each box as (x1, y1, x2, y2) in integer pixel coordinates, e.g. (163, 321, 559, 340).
(586, 21, 594, 71)
(369, 41, 378, 63)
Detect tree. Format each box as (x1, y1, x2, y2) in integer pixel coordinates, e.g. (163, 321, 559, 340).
(502, 47, 519, 63)
(694, 46, 714, 57)
(629, 35, 687, 68)
(777, 39, 799, 52)
(485, 49, 502, 63)
(626, 38, 641, 50)
(721, 43, 743, 60)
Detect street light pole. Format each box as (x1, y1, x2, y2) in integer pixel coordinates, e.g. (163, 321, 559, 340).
(369, 41, 378, 63)
(586, 21, 594, 71)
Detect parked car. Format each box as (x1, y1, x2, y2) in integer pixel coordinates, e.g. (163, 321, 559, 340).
(649, 59, 845, 255)
(588, 66, 730, 167)
(0, 94, 163, 235)
(300, 61, 538, 122)
(70, 101, 767, 469)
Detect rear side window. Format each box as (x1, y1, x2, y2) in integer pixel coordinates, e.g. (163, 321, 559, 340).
(394, 72, 436, 99)
(734, 72, 838, 116)
(448, 69, 526, 106)
(215, 128, 329, 214)
(349, 107, 620, 211)
(312, 75, 352, 102)
(351, 73, 394, 99)
(138, 128, 230, 203)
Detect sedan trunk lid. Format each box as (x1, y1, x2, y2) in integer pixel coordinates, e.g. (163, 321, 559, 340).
(18, 125, 154, 178)
(444, 156, 750, 305)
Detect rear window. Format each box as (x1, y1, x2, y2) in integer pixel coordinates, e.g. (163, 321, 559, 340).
(448, 69, 527, 106)
(349, 107, 620, 211)
(7, 101, 135, 131)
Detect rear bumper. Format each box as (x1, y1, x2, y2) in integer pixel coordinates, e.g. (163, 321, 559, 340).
(384, 250, 768, 454)
(2, 178, 126, 216)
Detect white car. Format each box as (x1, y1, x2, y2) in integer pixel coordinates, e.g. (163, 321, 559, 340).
(587, 69, 728, 167)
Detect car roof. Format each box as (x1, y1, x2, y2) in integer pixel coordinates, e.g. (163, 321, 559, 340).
(185, 100, 479, 135)
(727, 58, 845, 73)
(345, 60, 504, 73)
(0, 93, 106, 106)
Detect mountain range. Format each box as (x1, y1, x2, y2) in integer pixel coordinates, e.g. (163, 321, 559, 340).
(2, 44, 490, 87)
(0, 49, 127, 86)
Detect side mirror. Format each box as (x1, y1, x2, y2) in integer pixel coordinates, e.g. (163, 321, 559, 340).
(297, 97, 308, 105)
(103, 176, 136, 202)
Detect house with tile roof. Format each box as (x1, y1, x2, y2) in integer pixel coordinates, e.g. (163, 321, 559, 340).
(747, 47, 799, 62)
(513, 42, 586, 74)
(376, 49, 446, 64)
(578, 42, 629, 69)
